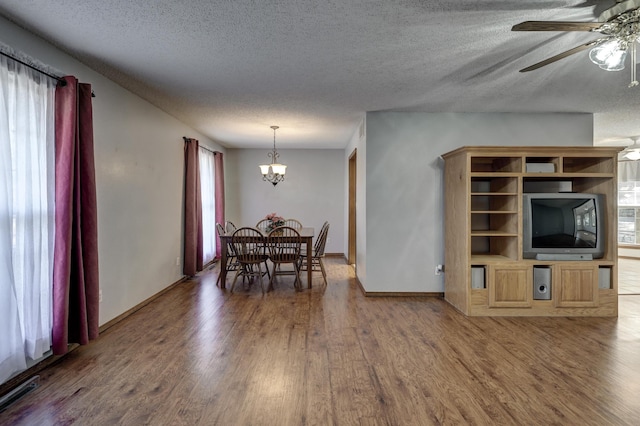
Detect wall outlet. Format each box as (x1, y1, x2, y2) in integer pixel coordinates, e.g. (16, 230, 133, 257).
(175, 256, 180, 266)
(99, 289, 103, 303)
(435, 264, 444, 275)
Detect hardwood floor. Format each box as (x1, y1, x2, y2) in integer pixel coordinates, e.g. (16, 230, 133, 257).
(619, 257, 640, 294)
(2, 258, 640, 425)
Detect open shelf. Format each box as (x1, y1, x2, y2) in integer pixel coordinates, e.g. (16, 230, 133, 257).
(562, 156, 614, 174)
(470, 157, 522, 173)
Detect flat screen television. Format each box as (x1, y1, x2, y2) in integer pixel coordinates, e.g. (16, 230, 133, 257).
(523, 193, 605, 260)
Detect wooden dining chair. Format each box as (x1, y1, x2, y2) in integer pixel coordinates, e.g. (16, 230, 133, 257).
(300, 221, 330, 286)
(283, 218, 303, 229)
(266, 226, 303, 291)
(215, 223, 240, 287)
(229, 227, 270, 293)
(255, 218, 270, 232)
(225, 220, 237, 234)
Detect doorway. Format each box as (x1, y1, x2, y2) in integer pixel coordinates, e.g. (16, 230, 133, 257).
(348, 149, 357, 266)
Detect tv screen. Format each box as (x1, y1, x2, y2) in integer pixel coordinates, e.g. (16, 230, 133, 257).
(523, 193, 604, 260)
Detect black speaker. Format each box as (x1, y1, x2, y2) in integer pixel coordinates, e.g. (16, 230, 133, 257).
(533, 267, 551, 300)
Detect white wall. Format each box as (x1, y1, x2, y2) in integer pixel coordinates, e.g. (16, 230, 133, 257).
(344, 118, 366, 282)
(362, 112, 594, 293)
(225, 148, 345, 254)
(0, 16, 225, 325)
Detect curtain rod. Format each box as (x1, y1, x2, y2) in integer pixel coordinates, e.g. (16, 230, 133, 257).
(0, 49, 66, 86)
(0, 50, 96, 97)
(183, 137, 217, 155)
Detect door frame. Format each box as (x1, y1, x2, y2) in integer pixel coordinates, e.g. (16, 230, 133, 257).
(348, 148, 357, 265)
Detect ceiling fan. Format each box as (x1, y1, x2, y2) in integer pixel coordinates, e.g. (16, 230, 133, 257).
(512, 0, 640, 87)
(599, 135, 640, 160)
(620, 136, 640, 160)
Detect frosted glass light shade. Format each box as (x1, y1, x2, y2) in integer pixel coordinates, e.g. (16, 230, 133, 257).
(259, 164, 287, 175)
(271, 164, 287, 175)
(589, 40, 627, 71)
(625, 150, 640, 160)
(600, 49, 627, 71)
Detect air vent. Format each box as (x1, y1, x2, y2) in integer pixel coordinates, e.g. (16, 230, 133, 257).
(0, 375, 40, 413)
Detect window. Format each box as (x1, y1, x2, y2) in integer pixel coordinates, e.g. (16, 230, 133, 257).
(618, 181, 640, 245)
(0, 54, 56, 384)
(618, 162, 640, 245)
(199, 147, 216, 265)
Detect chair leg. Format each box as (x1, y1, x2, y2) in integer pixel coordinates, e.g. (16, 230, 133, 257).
(257, 263, 265, 294)
(264, 260, 271, 279)
(230, 269, 242, 293)
(293, 262, 302, 291)
(216, 260, 226, 287)
(268, 262, 277, 292)
(319, 258, 327, 286)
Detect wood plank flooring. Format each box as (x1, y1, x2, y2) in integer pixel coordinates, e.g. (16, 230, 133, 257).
(619, 257, 640, 294)
(2, 258, 640, 425)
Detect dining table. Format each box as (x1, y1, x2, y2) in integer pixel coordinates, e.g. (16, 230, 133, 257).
(218, 227, 315, 289)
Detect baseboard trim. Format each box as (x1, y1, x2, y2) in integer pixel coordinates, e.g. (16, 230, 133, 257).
(354, 275, 444, 298)
(364, 291, 445, 297)
(356, 275, 366, 294)
(99, 275, 188, 333)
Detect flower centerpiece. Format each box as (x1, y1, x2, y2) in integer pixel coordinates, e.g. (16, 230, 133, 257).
(265, 212, 285, 233)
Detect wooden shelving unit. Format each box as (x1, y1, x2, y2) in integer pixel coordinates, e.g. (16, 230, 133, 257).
(442, 146, 621, 317)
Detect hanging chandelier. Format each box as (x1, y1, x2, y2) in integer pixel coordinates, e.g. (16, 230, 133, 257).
(259, 125, 287, 186)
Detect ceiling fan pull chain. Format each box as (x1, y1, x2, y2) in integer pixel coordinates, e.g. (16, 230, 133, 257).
(630, 41, 639, 87)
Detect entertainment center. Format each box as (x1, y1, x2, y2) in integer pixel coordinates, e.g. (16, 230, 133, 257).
(442, 146, 621, 317)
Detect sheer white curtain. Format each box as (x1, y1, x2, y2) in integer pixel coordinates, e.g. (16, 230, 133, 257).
(199, 147, 216, 265)
(0, 55, 56, 384)
(619, 160, 640, 183)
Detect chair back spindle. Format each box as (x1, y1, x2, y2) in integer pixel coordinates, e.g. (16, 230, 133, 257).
(267, 226, 303, 290)
(229, 227, 270, 293)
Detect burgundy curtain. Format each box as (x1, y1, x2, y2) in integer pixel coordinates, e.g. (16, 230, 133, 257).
(52, 76, 99, 355)
(214, 152, 225, 258)
(184, 138, 203, 276)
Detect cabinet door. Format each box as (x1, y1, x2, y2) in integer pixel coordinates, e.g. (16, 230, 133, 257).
(488, 265, 532, 308)
(554, 265, 598, 307)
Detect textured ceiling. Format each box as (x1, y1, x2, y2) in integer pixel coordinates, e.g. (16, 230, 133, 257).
(0, 0, 638, 149)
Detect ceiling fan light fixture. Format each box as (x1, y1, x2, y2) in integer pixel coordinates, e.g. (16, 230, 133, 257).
(625, 149, 640, 160)
(589, 39, 628, 71)
(512, 1, 640, 86)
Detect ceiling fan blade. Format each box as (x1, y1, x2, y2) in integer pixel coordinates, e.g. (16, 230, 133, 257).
(519, 39, 604, 72)
(512, 21, 604, 32)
